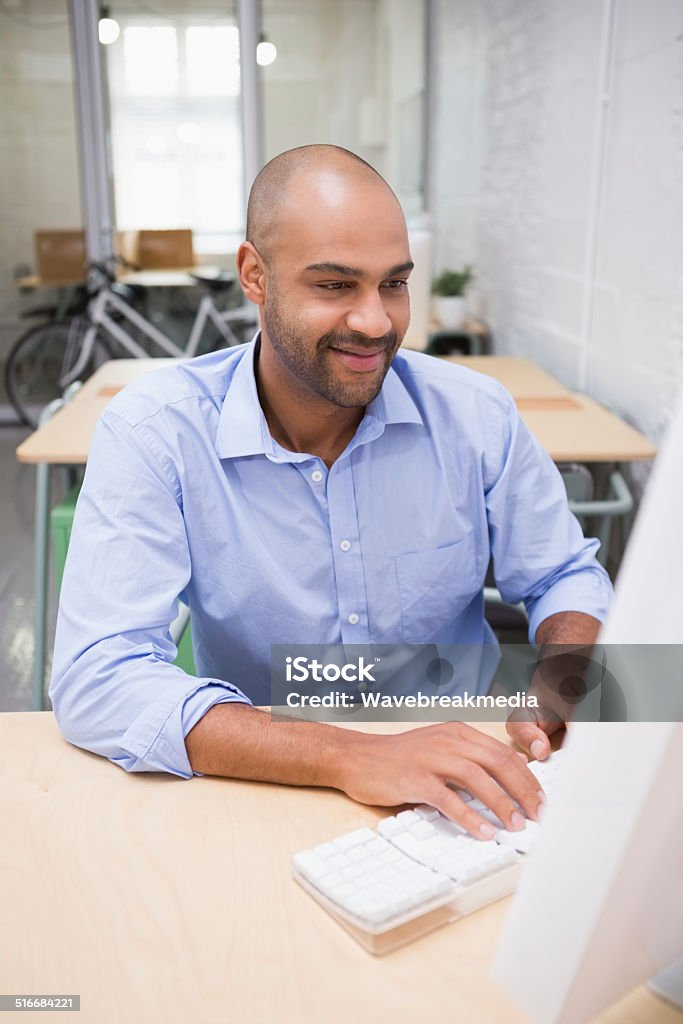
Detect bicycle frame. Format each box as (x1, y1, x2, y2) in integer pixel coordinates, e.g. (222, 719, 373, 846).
(62, 285, 244, 385)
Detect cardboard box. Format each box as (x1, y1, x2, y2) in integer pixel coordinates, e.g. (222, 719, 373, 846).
(116, 229, 194, 270)
(34, 230, 86, 284)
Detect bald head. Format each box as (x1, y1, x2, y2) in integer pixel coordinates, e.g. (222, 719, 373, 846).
(246, 145, 401, 263)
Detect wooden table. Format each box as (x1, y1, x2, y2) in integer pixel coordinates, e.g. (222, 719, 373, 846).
(0, 713, 678, 1024)
(117, 267, 224, 289)
(17, 356, 657, 467)
(444, 356, 655, 460)
(16, 267, 222, 290)
(444, 355, 656, 462)
(16, 360, 180, 465)
(445, 355, 571, 399)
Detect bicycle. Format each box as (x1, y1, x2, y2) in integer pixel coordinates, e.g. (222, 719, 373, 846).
(5, 261, 257, 428)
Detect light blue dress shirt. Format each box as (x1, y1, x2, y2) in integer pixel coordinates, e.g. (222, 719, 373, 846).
(50, 338, 612, 776)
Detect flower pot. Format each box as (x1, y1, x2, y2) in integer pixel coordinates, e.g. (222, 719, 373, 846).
(434, 296, 466, 329)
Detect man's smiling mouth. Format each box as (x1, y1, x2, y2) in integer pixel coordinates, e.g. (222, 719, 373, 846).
(328, 346, 386, 371)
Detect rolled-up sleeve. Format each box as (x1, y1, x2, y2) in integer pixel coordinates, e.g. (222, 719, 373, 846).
(483, 390, 613, 642)
(49, 409, 250, 777)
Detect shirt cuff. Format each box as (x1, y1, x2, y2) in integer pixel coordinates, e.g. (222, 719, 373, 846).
(526, 570, 613, 644)
(117, 679, 251, 778)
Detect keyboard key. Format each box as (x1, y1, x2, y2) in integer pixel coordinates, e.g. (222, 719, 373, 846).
(313, 841, 336, 858)
(410, 820, 438, 840)
(333, 827, 376, 851)
(468, 799, 504, 827)
(396, 810, 421, 827)
(415, 804, 440, 820)
(292, 850, 330, 881)
(327, 852, 349, 870)
(377, 816, 403, 838)
(496, 821, 541, 854)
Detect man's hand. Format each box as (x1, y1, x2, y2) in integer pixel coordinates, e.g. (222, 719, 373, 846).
(340, 721, 545, 840)
(506, 610, 602, 759)
(186, 705, 543, 841)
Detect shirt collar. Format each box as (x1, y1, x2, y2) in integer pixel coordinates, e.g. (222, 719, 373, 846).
(215, 333, 423, 462)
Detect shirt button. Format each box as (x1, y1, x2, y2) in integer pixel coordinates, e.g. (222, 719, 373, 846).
(311, 470, 323, 482)
(348, 613, 360, 625)
(339, 539, 351, 552)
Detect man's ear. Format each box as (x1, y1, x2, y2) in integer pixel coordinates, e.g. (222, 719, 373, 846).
(237, 242, 266, 305)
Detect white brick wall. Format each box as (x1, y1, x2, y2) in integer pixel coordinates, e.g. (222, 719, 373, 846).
(0, 0, 81, 360)
(430, 0, 683, 483)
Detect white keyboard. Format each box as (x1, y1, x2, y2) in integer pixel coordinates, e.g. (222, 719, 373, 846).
(292, 751, 564, 953)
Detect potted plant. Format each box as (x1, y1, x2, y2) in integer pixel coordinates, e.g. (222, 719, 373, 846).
(432, 266, 474, 329)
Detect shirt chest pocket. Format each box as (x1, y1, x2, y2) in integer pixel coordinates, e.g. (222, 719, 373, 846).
(394, 533, 482, 643)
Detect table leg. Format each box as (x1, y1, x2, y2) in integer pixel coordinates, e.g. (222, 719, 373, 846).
(32, 460, 52, 710)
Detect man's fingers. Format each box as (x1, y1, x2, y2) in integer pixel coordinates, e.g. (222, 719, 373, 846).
(427, 785, 499, 841)
(506, 718, 551, 760)
(452, 740, 544, 821)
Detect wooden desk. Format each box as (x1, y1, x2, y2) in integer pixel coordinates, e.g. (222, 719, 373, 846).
(16, 360, 181, 466)
(117, 266, 224, 289)
(16, 268, 222, 291)
(15, 274, 84, 290)
(518, 393, 657, 462)
(1, 713, 678, 1024)
(443, 356, 657, 462)
(444, 355, 570, 399)
(17, 357, 657, 468)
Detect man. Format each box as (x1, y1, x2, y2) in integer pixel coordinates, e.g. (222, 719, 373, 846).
(51, 145, 612, 841)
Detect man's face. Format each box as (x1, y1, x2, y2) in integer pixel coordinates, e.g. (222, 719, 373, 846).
(259, 174, 413, 408)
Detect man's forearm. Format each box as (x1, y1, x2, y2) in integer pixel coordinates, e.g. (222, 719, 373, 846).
(186, 706, 547, 839)
(185, 702, 367, 789)
(535, 610, 603, 693)
(535, 610, 601, 647)
(533, 610, 603, 722)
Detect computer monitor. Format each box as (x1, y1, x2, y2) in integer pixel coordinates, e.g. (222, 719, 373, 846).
(491, 390, 683, 1024)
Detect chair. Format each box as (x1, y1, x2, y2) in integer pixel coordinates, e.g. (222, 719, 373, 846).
(558, 464, 633, 568)
(484, 463, 634, 637)
(116, 229, 195, 270)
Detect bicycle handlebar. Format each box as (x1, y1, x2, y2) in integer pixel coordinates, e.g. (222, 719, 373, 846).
(84, 254, 142, 295)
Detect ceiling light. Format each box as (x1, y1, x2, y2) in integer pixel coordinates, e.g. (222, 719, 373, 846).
(256, 40, 277, 66)
(98, 6, 120, 45)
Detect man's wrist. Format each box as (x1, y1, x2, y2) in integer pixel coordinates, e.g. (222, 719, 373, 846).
(320, 726, 378, 795)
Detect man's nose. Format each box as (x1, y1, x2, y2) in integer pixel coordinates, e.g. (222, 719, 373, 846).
(345, 289, 393, 338)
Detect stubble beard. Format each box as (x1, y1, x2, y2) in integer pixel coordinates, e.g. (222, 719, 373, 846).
(263, 291, 399, 409)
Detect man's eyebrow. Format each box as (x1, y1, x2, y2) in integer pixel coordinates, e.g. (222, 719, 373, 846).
(386, 261, 414, 276)
(303, 260, 415, 278)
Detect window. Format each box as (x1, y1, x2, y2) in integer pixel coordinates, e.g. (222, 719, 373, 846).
(106, 15, 244, 250)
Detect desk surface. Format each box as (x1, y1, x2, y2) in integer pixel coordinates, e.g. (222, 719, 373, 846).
(15, 360, 181, 465)
(117, 266, 224, 288)
(1, 713, 678, 1024)
(16, 268, 223, 290)
(444, 356, 656, 462)
(16, 356, 656, 466)
(445, 355, 570, 398)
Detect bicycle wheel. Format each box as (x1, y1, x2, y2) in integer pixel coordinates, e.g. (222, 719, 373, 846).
(5, 320, 112, 429)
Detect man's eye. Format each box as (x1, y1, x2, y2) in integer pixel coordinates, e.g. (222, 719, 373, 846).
(318, 282, 349, 291)
(383, 279, 408, 290)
